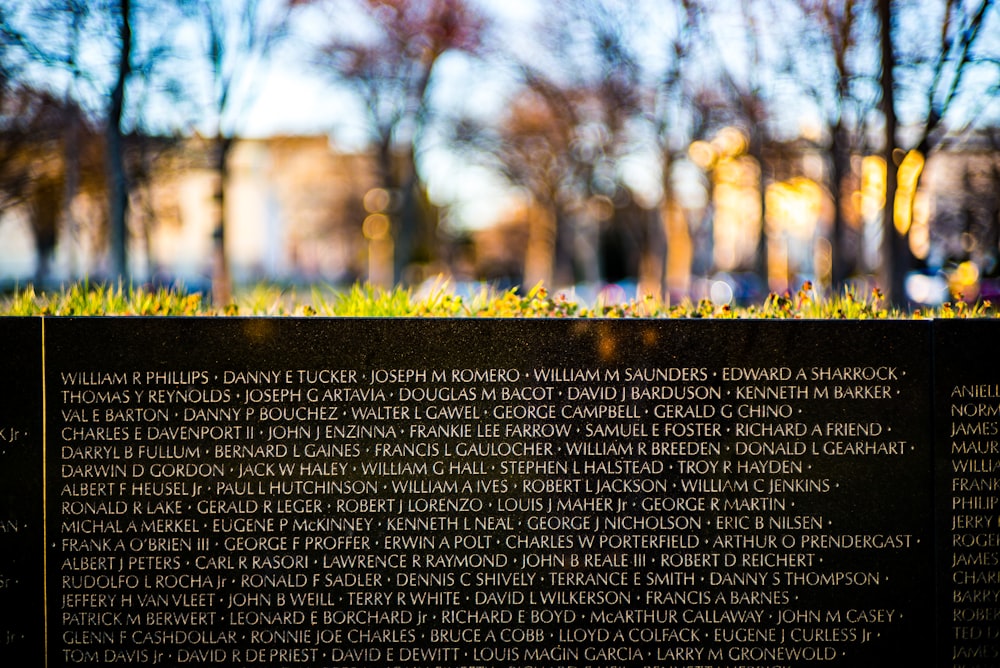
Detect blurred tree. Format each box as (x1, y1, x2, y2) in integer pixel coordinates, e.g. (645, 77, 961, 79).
(183, 0, 288, 304)
(451, 0, 653, 288)
(699, 0, 997, 302)
(293, 0, 486, 286)
(885, 0, 997, 301)
(794, 0, 880, 287)
(0, 5, 34, 214)
(0, 85, 105, 283)
(452, 87, 575, 287)
(447, 0, 1000, 298)
(14, 0, 93, 274)
(1, 0, 92, 281)
(105, 0, 131, 282)
(57, 0, 89, 277)
(643, 0, 703, 295)
(554, 0, 661, 290)
(0, 0, 181, 283)
(877, 0, 903, 301)
(0, 1, 113, 283)
(452, 0, 753, 295)
(711, 0, 796, 290)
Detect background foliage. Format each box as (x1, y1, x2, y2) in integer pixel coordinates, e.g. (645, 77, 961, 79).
(0, 0, 998, 307)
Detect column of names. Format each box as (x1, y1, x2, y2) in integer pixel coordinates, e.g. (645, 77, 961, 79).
(51, 342, 929, 667)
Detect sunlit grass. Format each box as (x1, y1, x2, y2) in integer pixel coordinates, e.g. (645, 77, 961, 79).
(0, 279, 995, 318)
(1, 282, 206, 316)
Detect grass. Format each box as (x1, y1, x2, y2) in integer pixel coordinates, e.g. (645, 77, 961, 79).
(0, 280, 995, 318)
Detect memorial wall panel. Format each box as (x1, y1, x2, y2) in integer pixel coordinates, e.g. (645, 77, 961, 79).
(8, 317, 1000, 665)
(38, 318, 936, 668)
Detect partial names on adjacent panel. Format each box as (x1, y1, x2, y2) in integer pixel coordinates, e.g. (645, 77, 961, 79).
(935, 321, 1000, 667)
(0, 318, 44, 667)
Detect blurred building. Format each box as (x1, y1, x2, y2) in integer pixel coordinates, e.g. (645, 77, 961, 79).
(0, 134, 378, 287)
(0, 130, 998, 294)
(136, 134, 380, 286)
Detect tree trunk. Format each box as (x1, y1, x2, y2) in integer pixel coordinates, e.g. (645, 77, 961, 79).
(523, 199, 557, 290)
(106, 0, 131, 282)
(64, 5, 84, 277)
(211, 134, 234, 305)
(749, 133, 769, 291)
(878, 0, 908, 303)
(367, 136, 396, 288)
(393, 148, 419, 286)
(635, 206, 666, 300)
(641, 150, 675, 299)
(553, 209, 577, 288)
(63, 103, 80, 277)
(830, 121, 855, 288)
(31, 178, 61, 287)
